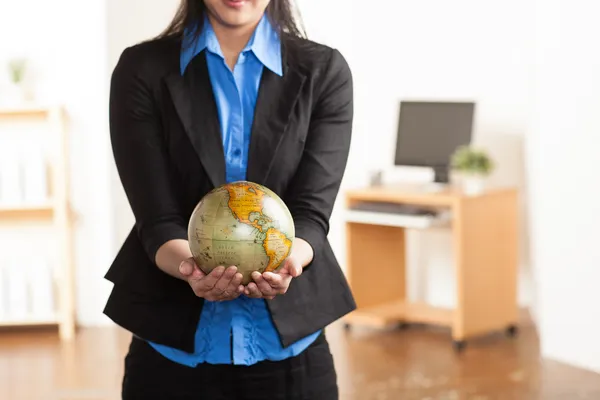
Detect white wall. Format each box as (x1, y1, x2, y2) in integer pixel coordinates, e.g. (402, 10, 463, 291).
(0, 0, 115, 326)
(0, 0, 179, 327)
(106, 0, 181, 251)
(300, 0, 535, 309)
(529, 0, 600, 373)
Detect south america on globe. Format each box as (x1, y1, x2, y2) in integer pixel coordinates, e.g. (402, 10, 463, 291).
(188, 181, 295, 285)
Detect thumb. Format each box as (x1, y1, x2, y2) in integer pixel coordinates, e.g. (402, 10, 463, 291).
(287, 259, 303, 278)
(291, 264, 303, 278)
(179, 258, 195, 277)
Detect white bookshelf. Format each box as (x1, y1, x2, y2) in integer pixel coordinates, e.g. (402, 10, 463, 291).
(0, 105, 75, 340)
(0, 317, 59, 327)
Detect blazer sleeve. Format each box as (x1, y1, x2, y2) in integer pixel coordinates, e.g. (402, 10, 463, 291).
(286, 49, 354, 261)
(109, 47, 188, 262)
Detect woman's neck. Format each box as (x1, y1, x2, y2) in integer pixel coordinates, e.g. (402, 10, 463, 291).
(208, 16, 259, 69)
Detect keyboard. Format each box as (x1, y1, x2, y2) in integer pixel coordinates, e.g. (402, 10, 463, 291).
(349, 201, 438, 217)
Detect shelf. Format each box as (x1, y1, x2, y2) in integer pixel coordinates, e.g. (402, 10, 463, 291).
(345, 184, 517, 208)
(0, 203, 54, 220)
(346, 185, 460, 207)
(0, 317, 59, 327)
(344, 209, 451, 229)
(344, 300, 454, 328)
(0, 105, 55, 119)
(0, 103, 75, 341)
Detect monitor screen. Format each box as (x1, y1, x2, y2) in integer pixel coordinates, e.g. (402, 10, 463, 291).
(394, 101, 475, 168)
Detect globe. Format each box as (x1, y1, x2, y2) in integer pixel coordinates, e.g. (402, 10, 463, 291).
(188, 181, 295, 285)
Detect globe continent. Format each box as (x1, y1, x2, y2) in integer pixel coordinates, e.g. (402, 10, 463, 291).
(188, 181, 295, 285)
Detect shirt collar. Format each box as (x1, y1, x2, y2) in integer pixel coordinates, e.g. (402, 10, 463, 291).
(180, 14, 283, 77)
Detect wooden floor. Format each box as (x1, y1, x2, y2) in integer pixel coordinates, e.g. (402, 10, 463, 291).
(1, 319, 599, 400)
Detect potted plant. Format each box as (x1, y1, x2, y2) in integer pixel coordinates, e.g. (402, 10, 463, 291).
(450, 145, 495, 195)
(6, 58, 28, 103)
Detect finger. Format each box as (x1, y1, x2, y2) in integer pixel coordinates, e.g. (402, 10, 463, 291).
(227, 272, 244, 293)
(290, 263, 302, 278)
(217, 271, 243, 301)
(212, 266, 238, 294)
(184, 260, 206, 282)
(245, 282, 263, 298)
(187, 268, 205, 282)
(196, 265, 225, 290)
(252, 271, 277, 296)
(283, 259, 303, 278)
(217, 288, 241, 302)
(262, 272, 284, 289)
(265, 273, 291, 295)
(179, 258, 195, 276)
(191, 264, 205, 279)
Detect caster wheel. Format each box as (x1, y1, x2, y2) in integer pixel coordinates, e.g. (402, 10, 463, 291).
(506, 325, 519, 338)
(453, 340, 467, 352)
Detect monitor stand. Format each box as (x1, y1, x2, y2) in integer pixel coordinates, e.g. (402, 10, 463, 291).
(421, 166, 450, 193)
(433, 166, 450, 184)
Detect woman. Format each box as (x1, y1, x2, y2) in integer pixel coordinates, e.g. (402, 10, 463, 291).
(104, 0, 355, 398)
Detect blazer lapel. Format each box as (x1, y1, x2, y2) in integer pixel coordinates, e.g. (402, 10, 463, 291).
(165, 52, 226, 188)
(247, 63, 306, 185)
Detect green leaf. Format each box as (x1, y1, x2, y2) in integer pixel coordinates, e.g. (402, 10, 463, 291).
(8, 58, 27, 84)
(450, 145, 494, 175)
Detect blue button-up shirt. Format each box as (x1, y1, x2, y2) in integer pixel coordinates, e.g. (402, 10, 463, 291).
(148, 15, 320, 366)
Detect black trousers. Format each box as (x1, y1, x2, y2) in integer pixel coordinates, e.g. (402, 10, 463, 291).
(122, 332, 338, 400)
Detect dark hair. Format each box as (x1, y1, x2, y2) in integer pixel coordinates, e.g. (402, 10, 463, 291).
(157, 0, 306, 42)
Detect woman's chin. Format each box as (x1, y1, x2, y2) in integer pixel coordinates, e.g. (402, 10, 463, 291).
(208, 8, 261, 29)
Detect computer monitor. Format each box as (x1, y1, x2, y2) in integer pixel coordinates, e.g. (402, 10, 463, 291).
(394, 101, 475, 184)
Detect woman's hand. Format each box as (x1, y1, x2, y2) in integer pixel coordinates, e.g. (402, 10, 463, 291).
(244, 238, 314, 300)
(179, 258, 244, 302)
(244, 257, 303, 300)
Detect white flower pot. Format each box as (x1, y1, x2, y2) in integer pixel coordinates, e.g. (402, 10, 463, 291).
(0, 82, 26, 106)
(461, 174, 486, 196)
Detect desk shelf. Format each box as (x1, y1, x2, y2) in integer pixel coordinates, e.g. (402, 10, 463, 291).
(343, 185, 520, 351)
(344, 300, 454, 328)
(344, 209, 451, 229)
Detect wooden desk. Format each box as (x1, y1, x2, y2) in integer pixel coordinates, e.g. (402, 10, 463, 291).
(343, 184, 519, 351)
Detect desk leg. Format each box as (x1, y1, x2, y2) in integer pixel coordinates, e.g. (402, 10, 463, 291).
(344, 222, 406, 327)
(453, 192, 519, 343)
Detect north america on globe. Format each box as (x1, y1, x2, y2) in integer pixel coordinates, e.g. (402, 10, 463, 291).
(188, 181, 295, 284)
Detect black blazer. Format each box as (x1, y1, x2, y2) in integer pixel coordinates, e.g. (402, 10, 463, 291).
(103, 33, 356, 353)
